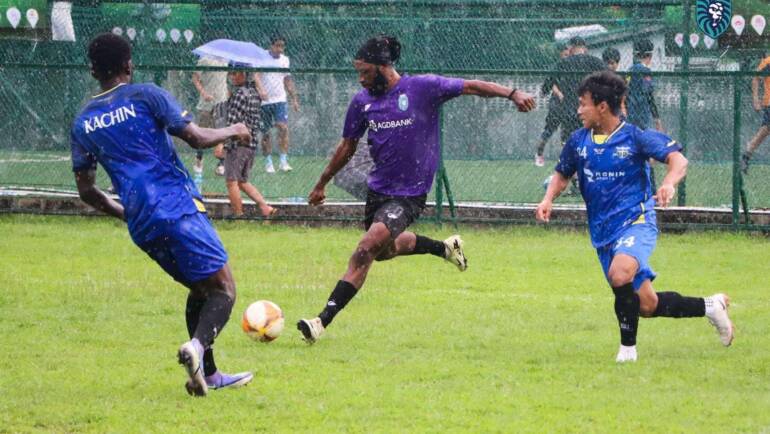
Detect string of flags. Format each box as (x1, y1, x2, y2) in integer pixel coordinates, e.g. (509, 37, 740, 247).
(111, 26, 196, 44)
(675, 15, 767, 49)
(3, 7, 39, 29)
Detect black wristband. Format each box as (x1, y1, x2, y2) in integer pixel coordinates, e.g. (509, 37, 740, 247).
(508, 89, 517, 100)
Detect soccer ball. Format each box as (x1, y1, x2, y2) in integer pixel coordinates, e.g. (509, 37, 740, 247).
(543, 175, 553, 191)
(241, 300, 285, 342)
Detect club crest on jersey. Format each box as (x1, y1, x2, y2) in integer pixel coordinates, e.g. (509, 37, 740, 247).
(398, 94, 409, 111)
(613, 146, 631, 159)
(696, 0, 731, 38)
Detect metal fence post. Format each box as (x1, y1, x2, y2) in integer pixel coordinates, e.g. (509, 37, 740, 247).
(732, 74, 741, 228)
(677, 0, 691, 206)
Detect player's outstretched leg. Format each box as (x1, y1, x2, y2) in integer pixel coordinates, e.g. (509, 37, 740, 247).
(374, 232, 467, 272)
(642, 287, 735, 347)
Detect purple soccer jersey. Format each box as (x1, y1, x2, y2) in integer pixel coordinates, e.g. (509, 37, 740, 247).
(342, 74, 464, 196)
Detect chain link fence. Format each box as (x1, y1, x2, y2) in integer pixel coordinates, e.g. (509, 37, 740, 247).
(0, 1, 768, 226)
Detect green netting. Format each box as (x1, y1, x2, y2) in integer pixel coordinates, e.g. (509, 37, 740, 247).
(0, 0, 768, 226)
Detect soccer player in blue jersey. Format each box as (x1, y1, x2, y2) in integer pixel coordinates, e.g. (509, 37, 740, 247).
(71, 33, 254, 396)
(296, 35, 536, 343)
(536, 71, 734, 363)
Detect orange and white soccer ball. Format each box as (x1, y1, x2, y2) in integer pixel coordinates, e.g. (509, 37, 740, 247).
(241, 300, 285, 342)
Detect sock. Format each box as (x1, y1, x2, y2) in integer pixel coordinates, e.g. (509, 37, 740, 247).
(265, 155, 273, 165)
(612, 283, 640, 346)
(194, 291, 234, 349)
(280, 153, 288, 163)
(318, 280, 358, 327)
(217, 158, 224, 164)
(186, 294, 221, 376)
(536, 139, 546, 156)
(412, 235, 446, 257)
(652, 292, 705, 318)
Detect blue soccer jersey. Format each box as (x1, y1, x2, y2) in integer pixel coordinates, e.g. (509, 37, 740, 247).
(555, 122, 682, 247)
(70, 83, 200, 244)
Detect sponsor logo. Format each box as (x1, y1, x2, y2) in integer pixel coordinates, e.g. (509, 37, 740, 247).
(696, 0, 731, 38)
(613, 146, 631, 159)
(584, 168, 626, 183)
(368, 117, 414, 132)
(398, 93, 409, 111)
(84, 104, 137, 134)
(594, 147, 606, 155)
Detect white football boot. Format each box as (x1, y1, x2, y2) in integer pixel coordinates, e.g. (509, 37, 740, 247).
(296, 317, 325, 344)
(705, 293, 735, 346)
(443, 235, 468, 272)
(615, 344, 638, 363)
(178, 340, 207, 396)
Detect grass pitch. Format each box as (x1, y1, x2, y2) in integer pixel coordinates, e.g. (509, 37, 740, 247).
(0, 215, 768, 433)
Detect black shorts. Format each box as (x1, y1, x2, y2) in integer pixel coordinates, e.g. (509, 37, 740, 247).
(364, 189, 426, 238)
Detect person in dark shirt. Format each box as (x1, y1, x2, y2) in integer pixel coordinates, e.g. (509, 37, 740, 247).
(534, 40, 572, 167)
(552, 36, 607, 137)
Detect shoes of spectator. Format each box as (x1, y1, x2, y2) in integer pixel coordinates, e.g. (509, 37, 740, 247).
(535, 154, 545, 167)
(279, 161, 293, 172)
(215, 162, 225, 177)
(266, 161, 276, 174)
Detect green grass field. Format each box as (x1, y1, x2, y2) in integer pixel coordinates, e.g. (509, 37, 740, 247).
(1, 150, 769, 209)
(0, 215, 769, 433)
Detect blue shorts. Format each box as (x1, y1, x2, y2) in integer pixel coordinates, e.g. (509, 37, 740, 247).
(762, 107, 770, 126)
(260, 102, 289, 131)
(596, 223, 658, 290)
(137, 212, 228, 285)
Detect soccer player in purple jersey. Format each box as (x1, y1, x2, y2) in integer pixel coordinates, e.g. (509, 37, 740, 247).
(72, 33, 255, 395)
(536, 71, 734, 362)
(297, 35, 536, 343)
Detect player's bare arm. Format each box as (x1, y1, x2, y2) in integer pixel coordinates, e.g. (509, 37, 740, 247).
(176, 122, 251, 149)
(536, 172, 570, 223)
(308, 137, 360, 206)
(655, 151, 688, 207)
(74, 169, 125, 221)
(462, 80, 536, 112)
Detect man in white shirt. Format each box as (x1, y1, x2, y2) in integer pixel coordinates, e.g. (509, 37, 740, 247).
(192, 56, 229, 178)
(256, 36, 300, 173)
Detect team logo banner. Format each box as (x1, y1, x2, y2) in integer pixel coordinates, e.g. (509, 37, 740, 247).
(696, 0, 732, 38)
